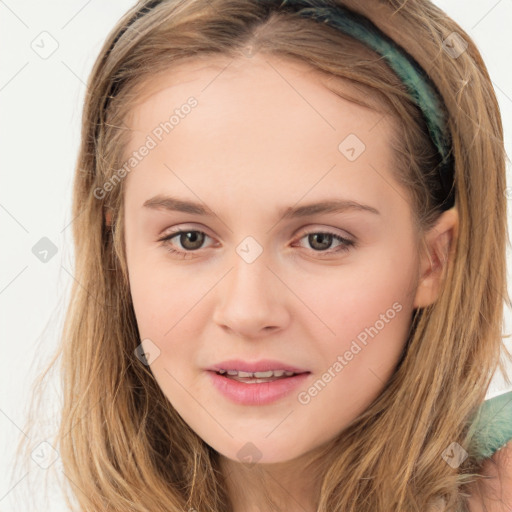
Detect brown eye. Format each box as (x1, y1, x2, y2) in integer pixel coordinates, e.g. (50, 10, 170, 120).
(295, 230, 355, 256)
(308, 232, 335, 251)
(158, 229, 213, 258)
(177, 231, 206, 251)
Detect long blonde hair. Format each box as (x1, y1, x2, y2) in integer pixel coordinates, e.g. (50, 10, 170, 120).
(16, 0, 511, 510)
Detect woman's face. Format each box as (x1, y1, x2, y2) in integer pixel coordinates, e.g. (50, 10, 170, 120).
(122, 53, 427, 464)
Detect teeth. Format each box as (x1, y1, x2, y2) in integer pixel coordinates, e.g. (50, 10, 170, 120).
(217, 369, 297, 377)
(238, 370, 256, 378)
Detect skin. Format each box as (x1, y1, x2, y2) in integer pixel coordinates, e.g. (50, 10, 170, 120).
(117, 53, 458, 511)
(467, 441, 512, 512)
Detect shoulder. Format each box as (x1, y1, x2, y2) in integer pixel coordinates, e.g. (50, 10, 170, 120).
(467, 440, 512, 512)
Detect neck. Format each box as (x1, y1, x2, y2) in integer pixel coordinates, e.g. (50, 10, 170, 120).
(218, 442, 332, 512)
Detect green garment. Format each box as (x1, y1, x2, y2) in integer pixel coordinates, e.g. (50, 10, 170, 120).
(469, 389, 512, 461)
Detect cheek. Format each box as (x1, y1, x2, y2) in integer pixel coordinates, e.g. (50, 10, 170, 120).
(129, 265, 209, 339)
(125, 227, 208, 335)
(129, 267, 208, 405)
(296, 244, 415, 329)
(292, 249, 416, 381)
(325, 273, 413, 340)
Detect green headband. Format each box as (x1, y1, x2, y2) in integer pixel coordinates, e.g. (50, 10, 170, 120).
(264, 0, 455, 210)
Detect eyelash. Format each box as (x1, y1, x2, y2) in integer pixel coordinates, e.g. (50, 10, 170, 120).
(157, 228, 356, 259)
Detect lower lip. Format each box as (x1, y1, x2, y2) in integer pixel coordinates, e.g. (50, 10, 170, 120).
(207, 371, 310, 405)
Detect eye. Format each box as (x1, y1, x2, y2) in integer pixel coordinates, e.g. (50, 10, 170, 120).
(158, 229, 214, 259)
(157, 227, 356, 260)
(293, 229, 355, 256)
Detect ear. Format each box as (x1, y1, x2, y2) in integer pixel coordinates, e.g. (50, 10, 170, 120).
(413, 207, 459, 309)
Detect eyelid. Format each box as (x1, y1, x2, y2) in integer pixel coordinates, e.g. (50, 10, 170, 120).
(157, 226, 216, 246)
(158, 223, 214, 239)
(293, 224, 356, 246)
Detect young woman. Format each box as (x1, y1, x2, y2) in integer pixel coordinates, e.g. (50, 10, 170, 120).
(17, 0, 512, 510)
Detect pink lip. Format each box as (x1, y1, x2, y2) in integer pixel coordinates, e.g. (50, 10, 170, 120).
(207, 371, 311, 405)
(207, 358, 309, 373)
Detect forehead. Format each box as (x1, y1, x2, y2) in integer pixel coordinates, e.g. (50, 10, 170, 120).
(124, 52, 387, 133)
(130, 53, 327, 103)
(121, 53, 406, 219)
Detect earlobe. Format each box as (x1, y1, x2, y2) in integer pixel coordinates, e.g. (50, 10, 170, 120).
(413, 207, 459, 309)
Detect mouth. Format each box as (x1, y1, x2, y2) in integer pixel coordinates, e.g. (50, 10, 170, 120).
(207, 368, 311, 405)
(211, 368, 309, 383)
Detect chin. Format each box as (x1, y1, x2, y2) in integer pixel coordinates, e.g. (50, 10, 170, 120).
(213, 438, 311, 466)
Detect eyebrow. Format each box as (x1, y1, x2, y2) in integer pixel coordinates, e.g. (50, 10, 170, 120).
(142, 194, 380, 218)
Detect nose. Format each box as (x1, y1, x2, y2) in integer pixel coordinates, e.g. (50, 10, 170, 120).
(212, 254, 290, 338)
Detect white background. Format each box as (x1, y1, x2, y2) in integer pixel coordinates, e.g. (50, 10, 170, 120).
(1, 1, 511, 510)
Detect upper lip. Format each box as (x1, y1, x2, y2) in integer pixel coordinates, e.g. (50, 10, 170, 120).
(207, 359, 310, 374)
